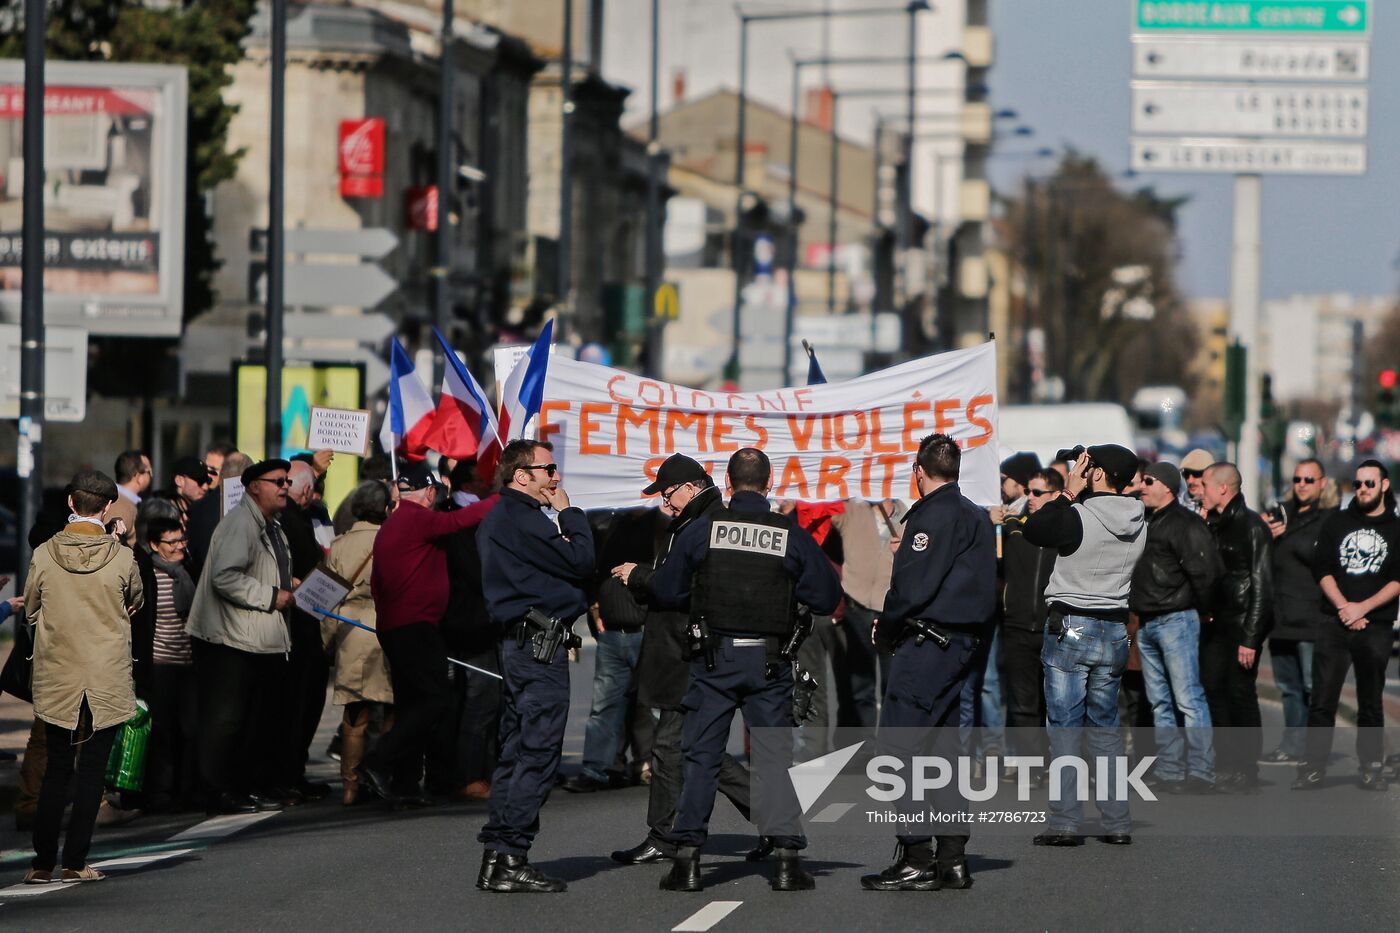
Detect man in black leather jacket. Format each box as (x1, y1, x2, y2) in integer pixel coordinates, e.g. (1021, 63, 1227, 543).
(1261, 458, 1335, 766)
(1129, 463, 1223, 792)
(1200, 462, 1274, 792)
(607, 455, 752, 865)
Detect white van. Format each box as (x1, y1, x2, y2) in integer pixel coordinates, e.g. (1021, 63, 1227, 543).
(998, 403, 1138, 465)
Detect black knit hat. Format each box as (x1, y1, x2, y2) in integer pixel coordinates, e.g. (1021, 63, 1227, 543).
(999, 452, 1042, 489)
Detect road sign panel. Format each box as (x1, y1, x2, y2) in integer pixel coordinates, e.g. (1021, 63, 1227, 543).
(249, 227, 399, 259)
(283, 310, 396, 342)
(1132, 82, 1367, 138)
(1131, 137, 1367, 174)
(1135, 1, 1370, 35)
(0, 325, 88, 422)
(654, 282, 679, 321)
(1132, 36, 1369, 80)
(250, 262, 398, 309)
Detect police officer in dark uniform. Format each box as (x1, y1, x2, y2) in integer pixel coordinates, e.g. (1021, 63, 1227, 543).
(649, 448, 842, 892)
(861, 433, 997, 892)
(476, 439, 595, 894)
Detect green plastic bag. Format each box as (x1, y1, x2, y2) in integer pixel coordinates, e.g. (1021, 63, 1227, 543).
(105, 700, 151, 792)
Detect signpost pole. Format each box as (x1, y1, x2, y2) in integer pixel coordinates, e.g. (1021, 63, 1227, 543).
(432, 0, 454, 385)
(1230, 173, 1263, 506)
(266, 0, 286, 459)
(17, 0, 46, 589)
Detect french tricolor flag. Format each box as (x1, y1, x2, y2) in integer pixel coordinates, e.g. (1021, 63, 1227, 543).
(423, 327, 499, 459)
(378, 337, 436, 463)
(477, 319, 554, 480)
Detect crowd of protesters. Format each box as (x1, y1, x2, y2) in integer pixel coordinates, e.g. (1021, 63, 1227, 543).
(4, 434, 1398, 883)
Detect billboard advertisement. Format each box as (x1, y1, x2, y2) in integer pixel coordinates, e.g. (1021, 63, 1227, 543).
(0, 61, 187, 337)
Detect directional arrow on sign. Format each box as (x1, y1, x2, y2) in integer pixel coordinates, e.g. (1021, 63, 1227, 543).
(249, 227, 399, 259)
(250, 262, 399, 309)
(283, 310, 396, 342)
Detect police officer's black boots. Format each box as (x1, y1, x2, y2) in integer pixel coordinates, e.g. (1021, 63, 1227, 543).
(476, 849, 498, 890)
(659, 847, 703, 892)
(860, 843, 939, 891)
(935, 858, 974, 890)
(745, 835, 775, 861)
(770, 849, 816, 891)
(486, 854, 567, 893)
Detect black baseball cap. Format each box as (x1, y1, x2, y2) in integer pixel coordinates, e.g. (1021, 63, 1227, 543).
(396, 462, 442, 492)
(171, 456, 211, 487)
(643, 454, 709, 496)
(70, 469, 119, 504)
(241, 458, 292, 486)
(1086, 444, 1140, 490)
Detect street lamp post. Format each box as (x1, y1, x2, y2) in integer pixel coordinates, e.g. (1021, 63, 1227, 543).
(17, 0, 46, 587)
(643, 0, 663, 378)
(266, 0, 286, 459)
(784, 53, 958, 381)
(726, 2, 924, 385)
(557, 0, 574, 332)
(432, 0, 454, 384)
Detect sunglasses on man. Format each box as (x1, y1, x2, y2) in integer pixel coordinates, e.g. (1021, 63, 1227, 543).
(1028, 488, 1055, 497)
(1180, 469, 1204, 480)
(1355, 478, 1380, 489)
(522, 463, 558, 477)
(1292, 476, 1317, 485)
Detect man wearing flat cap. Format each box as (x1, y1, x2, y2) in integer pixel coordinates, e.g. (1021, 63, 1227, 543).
(187, 458, 297, 815)
(1129, 463, 1223, 794)
(1023, 444, 1146, 846)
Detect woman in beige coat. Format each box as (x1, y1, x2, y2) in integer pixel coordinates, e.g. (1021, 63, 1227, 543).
(324, 481, 394, 804)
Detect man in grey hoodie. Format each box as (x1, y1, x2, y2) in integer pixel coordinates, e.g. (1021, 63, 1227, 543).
(1023, 445, 1146, 847)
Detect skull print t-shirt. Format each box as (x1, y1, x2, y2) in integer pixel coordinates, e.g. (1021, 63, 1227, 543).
(1312, 500, 1400, 623)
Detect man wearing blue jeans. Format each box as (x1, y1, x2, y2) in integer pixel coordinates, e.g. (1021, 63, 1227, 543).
(1024, 445, 1146, 846)
(1130, 463, 1222, 792)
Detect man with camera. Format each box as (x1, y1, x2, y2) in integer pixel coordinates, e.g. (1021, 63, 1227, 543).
(1023, 444, 1146, 846)
(646, 448, 841, 893)
(477, 440, 595, 894)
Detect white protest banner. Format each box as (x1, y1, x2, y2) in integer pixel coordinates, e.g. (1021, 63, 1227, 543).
(293, 565, 352, 619)
(536, 342, 1000, 509)
(222, 476, 245, 516)
(307, 406, 372, 457)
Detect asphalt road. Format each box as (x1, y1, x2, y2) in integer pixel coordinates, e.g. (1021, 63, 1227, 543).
(1, 644, 1398, 933)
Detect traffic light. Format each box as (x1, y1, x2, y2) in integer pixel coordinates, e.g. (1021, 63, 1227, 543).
(1378, 369, 1399, 429)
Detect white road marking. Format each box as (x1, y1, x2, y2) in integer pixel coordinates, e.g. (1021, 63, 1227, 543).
(810, 802, 857, 823)
(0, 881, 78, 899)
(92, 848, 198, 870)
(170, 811, 279, 842)
(673, 900, 743, 932)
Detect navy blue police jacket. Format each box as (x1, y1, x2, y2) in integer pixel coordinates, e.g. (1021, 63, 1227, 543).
(649, 490, 842, 617)
(479, 487, 595, 624)
(880, 481, 997, 631)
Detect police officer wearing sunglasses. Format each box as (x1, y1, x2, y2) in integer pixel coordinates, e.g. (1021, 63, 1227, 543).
(477, 439, 595, 893)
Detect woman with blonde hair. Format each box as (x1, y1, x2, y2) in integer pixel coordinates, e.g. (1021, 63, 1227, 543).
(324, 481, 394, 805)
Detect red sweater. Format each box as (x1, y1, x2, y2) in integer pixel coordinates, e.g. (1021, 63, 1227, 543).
(370, 496, 497, 632)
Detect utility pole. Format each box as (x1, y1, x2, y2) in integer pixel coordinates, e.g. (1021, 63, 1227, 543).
(265, 0, 286, 459)
(557, 0, 575, 335)
(1230, 174, 1262, 506)
(17, 0, 46, 587)
(432, 0, 454, 383)
(643, 0, 663, 378)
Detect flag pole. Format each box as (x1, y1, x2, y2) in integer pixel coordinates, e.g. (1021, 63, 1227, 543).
(390, 443, 399, 483)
